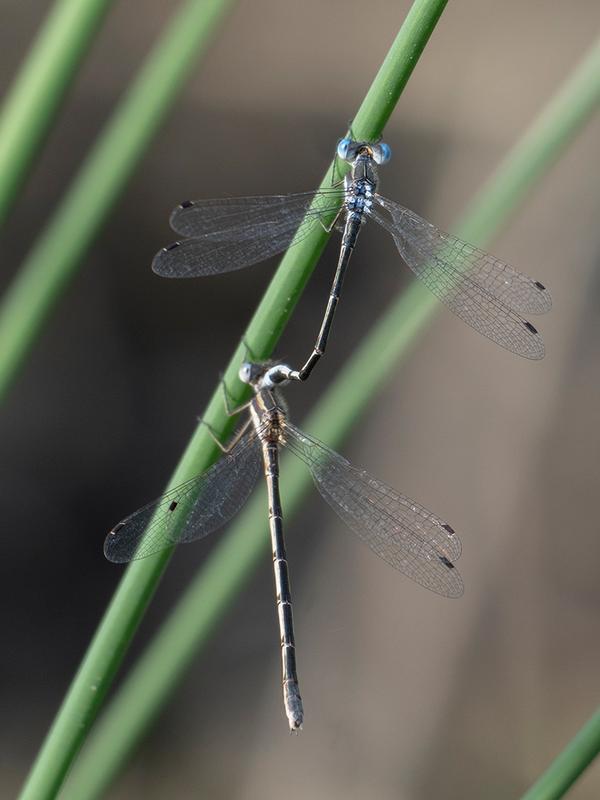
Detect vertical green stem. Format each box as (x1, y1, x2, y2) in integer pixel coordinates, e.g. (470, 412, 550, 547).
(17, 3, 450, 799)
(62, 34, 600, 800)
(0, 0, 115, 225)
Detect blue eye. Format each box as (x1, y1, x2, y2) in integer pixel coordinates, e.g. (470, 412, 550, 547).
(337, 138, 352, 160)
(374, 143, 391, 164)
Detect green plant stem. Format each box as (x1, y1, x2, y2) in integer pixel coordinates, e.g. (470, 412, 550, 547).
(180, 0, 451, 447)
(456, 36, 600, 242)
(17, 3, 449, 799)
(0, 0, 115, 226)
(63, 33, 600, 800)
(0, 0, 236, 404)
(520, 707, 600, 800)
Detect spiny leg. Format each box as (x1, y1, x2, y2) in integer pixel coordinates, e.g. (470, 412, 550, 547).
(197, 366, 253, 452)
(217, 335, 260, 410)
(200, 416, 252, 454)
(239, 334, 259, 363)
(328, 154, 346, 189)
(216, 372, 253, 417)
(317, 205, 343, 234)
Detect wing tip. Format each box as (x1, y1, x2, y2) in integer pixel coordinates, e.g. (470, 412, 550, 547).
(104, 523, 127, 563)
(519, 320, 546, 360)
(169, 200, 194, 228)
(449, 580, 465, 599)
(152, 242, 182, 276)
(437, 555, 465, 599)
(535, 281, 553, 313)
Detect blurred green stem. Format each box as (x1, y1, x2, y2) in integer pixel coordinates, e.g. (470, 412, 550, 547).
(520, 707, 600, 800)
(17, 3, 449, 799)
(62, 32, 600, 800)
(456, 34, 600, 241)
(0, 0, 114, 226)
(0, 0, 236, 404)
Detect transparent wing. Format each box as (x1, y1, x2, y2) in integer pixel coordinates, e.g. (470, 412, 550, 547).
(104, 431, 262, 563)
(373, 196, 551, 314)
(371, 196, 549, 359)
(282, 422, 463, 598)
(169, 190, 343, 238)
(153, 190, 343, 278)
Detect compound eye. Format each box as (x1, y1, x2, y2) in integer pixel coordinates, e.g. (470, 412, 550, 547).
(373, 143, 391, 164)
(238, 362, 252, 383)
(336, 138, 353, 161)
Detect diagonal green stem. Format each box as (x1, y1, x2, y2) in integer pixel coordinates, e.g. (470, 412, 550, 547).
(17, 3, 450, 799)
(0, 0, 236, 404)
(0, 0, 115, 226)
(62, 33, 600, 800)
(456, 35, 600, 242)
(519, 706, 600, 800)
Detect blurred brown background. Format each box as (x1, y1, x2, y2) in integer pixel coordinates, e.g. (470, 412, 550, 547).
(1, 1, 599, 797)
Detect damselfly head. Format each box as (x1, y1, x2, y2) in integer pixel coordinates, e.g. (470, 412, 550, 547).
(239, 361, 293, 390)
(239, 361, 266, 387)
(337, 138, 392, 165)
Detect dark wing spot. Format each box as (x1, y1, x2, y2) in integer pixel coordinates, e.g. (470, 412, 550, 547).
(438, 555, 455, 570)
(168, 501, 178, 512)
(165, 241, 181, 252)
(524, 321, 538, 334)
(442, 523, 455, 536)
(111, 522, 125, 535)
(534, 281, 546, 291)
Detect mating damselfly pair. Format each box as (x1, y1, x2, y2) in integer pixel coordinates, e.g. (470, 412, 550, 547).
(106, 138, 551, 731)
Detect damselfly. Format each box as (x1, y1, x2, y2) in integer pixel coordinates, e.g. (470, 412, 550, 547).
(153, 139, 551, 379)
(105, 361, 463, 731)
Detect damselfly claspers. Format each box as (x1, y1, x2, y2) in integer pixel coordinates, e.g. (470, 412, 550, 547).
(105, 361, 463, 731)
(153, 139, 551, 380)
